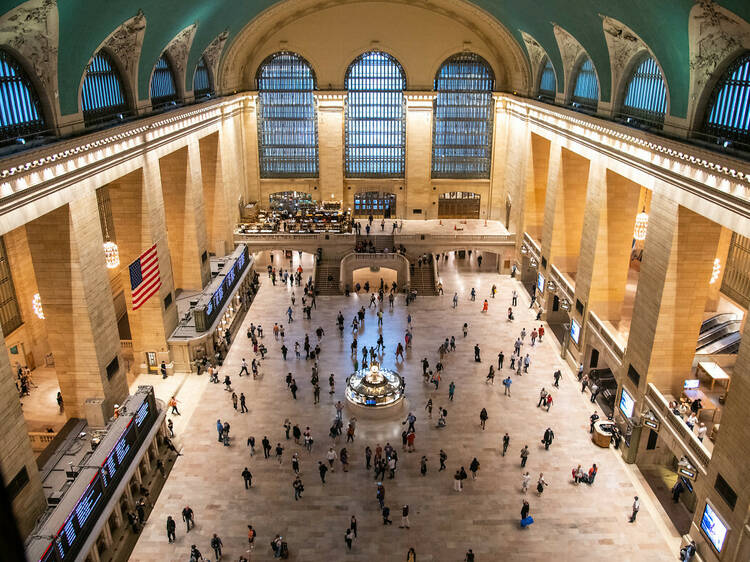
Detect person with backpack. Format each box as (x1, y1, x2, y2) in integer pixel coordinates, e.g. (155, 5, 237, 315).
(166, 516, 176, 543)
(190, 544, 203, 561)
(479, 408, 488, 430)
(210, 534, 223, 560)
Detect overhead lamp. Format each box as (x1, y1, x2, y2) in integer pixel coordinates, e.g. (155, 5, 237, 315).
(33, 293, 45, 319)
(520, 244, 529, 255)
(710, 258, 721, 284)
(547, 280, 557, 293)
(633, 208, 648, 241)
(529, 257, 538, 268)
(103, 241, 120, 269)
(560, 298, 571, 311)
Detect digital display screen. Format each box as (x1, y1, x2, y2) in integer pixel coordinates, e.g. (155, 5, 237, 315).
(701, 503, 728, 552)
(74, 475, 103, 531)
(135, 401, 149, 427)
(204, 246, 250, 328)
(536, 272, 545, 294)
(684, 379, 700, 389)
(100, 421, 135, 489)
(619, 388, 635, 418)
(570, 319, 581, 345)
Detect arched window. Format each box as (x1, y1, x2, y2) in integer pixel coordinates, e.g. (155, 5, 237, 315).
(619, 56, 667, 128)
(81, 51, 130, 127)
(432, 53, 494, 179)
(570, 56, 599, 111)
(150, 55, 178, 109)
(538, 57, 556, 102)
(0, 48, 46, 143)
(193, 56, 213, 100)
(256, 52, 319, 178)
(703, 52, 750, 147)
(345, 51, 406, 177)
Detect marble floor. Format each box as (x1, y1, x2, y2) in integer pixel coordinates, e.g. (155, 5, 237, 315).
(129, 257, 680, 561)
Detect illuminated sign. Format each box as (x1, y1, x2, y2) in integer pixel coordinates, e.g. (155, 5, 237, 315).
(570, 319, 581, 346)
(197, 245, 250, 332)
(536, 272, 545, 294)
(619, 388, 635, 418)
(701, 503, 728, 553)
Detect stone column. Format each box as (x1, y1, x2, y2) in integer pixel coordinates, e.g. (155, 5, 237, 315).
(0, 326, 46, 538)
(25, 196, 129, 420)
(158, 142, 210, 291)
(522, 132, 552, 243)
(622, 194, 722, 398)
(487, 95, 509, 223)
(503, 111, 530, 237)
(582, 169, 641, 322)
(241, 95, 261, 204)
(108, 166, 178, 374)
(404, 92, 436, 218)
(315, 93, 346, 206)
(199, 132, 234, 255)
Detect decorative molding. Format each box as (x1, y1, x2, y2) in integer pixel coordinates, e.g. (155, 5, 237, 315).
(164, 23, 197, 79)
(689, 0, 750, 103)
(520, 30, 547, 82)
(201, 29, 229, 89)
(103, 11, 146, 78)
(0, 0, 58, 97)
(552, 23, 585, 89)
(601, 16, 643, 76)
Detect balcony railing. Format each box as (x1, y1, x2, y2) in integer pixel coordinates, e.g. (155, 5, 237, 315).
(587, 310, 626, 362)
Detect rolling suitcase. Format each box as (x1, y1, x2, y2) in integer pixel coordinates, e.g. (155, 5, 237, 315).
(520, 516, 534, 528)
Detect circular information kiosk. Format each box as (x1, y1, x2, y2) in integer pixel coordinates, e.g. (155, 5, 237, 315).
(346, 363, 405, 413)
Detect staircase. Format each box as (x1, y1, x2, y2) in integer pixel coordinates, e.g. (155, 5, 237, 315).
(356, 234, 394, 252)
(409, 260, 437, 296)
(315, 260, 341, 295)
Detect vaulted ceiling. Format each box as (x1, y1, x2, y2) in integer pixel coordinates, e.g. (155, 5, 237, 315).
(4, 0, 750, 118)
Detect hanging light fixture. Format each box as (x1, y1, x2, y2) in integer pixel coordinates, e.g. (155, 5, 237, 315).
(560, 298, 571, 311)
(520, 244, 529, 255)
(710, 258, 721, 284)
(529, 257, 538, 268)
(633, 208, 649, 241)
(103, 241, 120, 269)
(547, 280, 557, 293)
(97, 187, 120, 269)
(32, 293, 45, 319)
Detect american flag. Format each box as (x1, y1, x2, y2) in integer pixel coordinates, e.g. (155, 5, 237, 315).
(129, 244, 161, 310)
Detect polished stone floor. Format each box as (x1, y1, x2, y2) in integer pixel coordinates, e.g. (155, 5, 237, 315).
(130, 254, 679, 561)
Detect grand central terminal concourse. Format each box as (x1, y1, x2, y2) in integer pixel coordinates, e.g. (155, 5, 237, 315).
(1, 0, 750, 560)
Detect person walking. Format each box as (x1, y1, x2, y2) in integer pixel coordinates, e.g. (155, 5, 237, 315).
(521, 500, 530, 525)
(479, 408, 488, 430)
(275, 443, 284, 464)
(240, 393, 248, 413)
(210, 534, 223, 560)
(537, 388, 548, 408)
(474, 344, 481, 362)
(629, 496, 640, 522)
(242, 467, 253, 489)
(350, 515, 358, 538)
(382, 505, 393, 525)
(498, 351, 504, 370)
(439, 449, 447, 471)
(169, 396, 181, 415)
(454, 470, 463, 492)
(166, 515, 176, 543)
(377, 483, 386, 509)
(327, 447, 337, 471)
(542, 428, 554, 450)
(536, 473, 548, 496)
(293, 476, 304, 500)
(553, 369, 562, 387)
(590, 411, 600, 433)
(520, 445, 529, 467)
(420, 456, 428, 476)
(449, 381, 455, 401)
(399, 504, 410, 529)
(502, 433, 510, 456)
(182, 505, 194, 532)
(262, 436, 272, 458)
(465, 549, 475, 562)
(522, 472, 531, 493)
(318, 461, 328, 484)
(469, 457, 480, 479)
(503, 376, 512, 397)
(407, 547, 416, 562)
(345, 527, 355, 550)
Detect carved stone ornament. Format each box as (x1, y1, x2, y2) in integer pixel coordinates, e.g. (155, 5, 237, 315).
(103, 10, 146, 77)
(165, 23, 197, 77)
(689, 0, 750, 100)
(0, 0, 58, 94)
(601, 15, 643, 75)
(520, 30, 547, 81)
(202, 29, 229, 88)
(552, 23, 585, 83)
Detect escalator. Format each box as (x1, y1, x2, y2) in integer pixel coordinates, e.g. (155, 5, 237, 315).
(589, 368, 616, 417)
(696, 314, 742, 354)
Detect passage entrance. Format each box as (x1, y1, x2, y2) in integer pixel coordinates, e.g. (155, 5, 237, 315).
(438, 192, 480, 219)
(353, 191, 396, 217)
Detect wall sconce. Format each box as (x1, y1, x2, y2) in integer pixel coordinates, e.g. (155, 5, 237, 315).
(560, 298, 571, 311)
(529, 257, 538, 268)
(547, 280, 557, 293)
(710, 258, 721, 284)
(520, 244, 529, 255)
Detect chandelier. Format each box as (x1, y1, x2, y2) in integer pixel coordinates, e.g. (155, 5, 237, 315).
(633, 208, 648, 241)
(32, 293, 45, 319)
(103, 241, 120, 269)
(710, 258, 721, 284)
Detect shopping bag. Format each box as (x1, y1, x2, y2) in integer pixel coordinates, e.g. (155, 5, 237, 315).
(520, 516, 534, 528)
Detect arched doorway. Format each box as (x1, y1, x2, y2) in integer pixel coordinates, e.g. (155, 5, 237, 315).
(353, 191, 396, 217)
(438, 192, 480, 218)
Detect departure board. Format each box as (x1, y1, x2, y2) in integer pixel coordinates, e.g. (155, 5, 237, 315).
(135, 400, 149, 427)
(74, 475, 103, 530)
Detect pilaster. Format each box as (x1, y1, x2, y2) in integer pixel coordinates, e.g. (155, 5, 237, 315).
(315, 93, 346, 204)
(404, 92, 437, 218)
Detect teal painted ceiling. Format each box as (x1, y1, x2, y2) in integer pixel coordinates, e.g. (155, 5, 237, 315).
(5, 0, 750, 118)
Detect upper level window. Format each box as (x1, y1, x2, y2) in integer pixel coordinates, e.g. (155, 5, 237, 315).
(150, 55, 178, 109)
(0, 48, 46, 143)
(81, 51, 130, 127)
(571, 56, 599, 111)
(619, 56, 667, 128)
(256, 52, 319, 178)
(703, 52, 750, 149)
(345, 51, 406, 177)
(432, 53, 494, 179)
(193, 56, 213, 100)
(538, 57, 556, 102)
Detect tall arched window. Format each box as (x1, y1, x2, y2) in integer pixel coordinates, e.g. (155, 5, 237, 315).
(703, 52, 750, 148)
(538, 57, 556, 102)
(619, 56, 668, 128)
(345, 51, 406, 177)
(432, 53, 494, 179)
(256, 52, 319, 178)
(81, 51, 130, 127)
(193, 56, 213, 100)
(150, 55, 178, 109)
(570, 56, 599, 111)
(0, 48, 46, 143)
